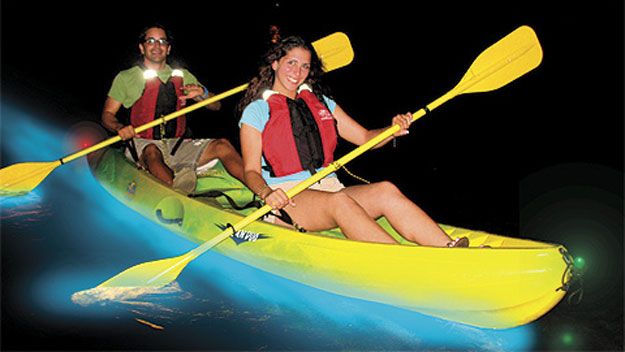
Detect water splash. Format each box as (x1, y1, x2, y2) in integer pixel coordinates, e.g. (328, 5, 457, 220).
(0, 189, 53, 229)
(71, 282, 185, 306)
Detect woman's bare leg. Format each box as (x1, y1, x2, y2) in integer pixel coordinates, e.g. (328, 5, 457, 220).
(342, 181, 452, 246)
(282, 189, 399, 244)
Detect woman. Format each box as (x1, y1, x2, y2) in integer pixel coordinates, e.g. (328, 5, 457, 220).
(238, 35, 467, 247)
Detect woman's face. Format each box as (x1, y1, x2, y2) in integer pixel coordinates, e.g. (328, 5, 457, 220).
(271, 47, 311, 97)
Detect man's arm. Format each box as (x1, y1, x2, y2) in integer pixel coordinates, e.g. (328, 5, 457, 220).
(182, 69, 221, 111)
(102, 97, 136, 140)
(180, 84, 222, 111)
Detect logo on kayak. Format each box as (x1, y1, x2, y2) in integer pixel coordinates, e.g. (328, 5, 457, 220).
(216, 224, 269, 245)
(126, 182, 136, 198)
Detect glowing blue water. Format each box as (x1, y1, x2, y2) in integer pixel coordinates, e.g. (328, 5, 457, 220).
(1, 101, 535, 350)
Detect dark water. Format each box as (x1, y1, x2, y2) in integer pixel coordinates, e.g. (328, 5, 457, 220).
(1, 102, 622, 351)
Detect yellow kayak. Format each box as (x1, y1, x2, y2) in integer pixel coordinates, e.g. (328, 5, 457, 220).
(88, 148, 577, 329)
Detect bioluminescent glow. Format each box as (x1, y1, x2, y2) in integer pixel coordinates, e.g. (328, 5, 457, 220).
(2, 101, 536, 350)
(574, 256, 586, 270)
(562, 331, 574, 345)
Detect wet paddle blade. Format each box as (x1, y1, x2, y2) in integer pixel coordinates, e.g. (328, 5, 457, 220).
(97, 253, 195, 288)
(455, 26, 543, 95)
(0, 160, 61, 197)
(312, 32, 355, 72)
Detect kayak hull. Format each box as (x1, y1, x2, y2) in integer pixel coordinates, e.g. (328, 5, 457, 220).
(88, 148, 572, 329)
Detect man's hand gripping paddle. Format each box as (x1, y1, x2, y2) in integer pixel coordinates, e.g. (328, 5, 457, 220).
(95, 26, 543, 288)
(0, 32, 354, 197)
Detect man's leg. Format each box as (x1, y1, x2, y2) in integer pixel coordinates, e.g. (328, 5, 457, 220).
(198, 138, 245, 183)
(141, 144, 174, 185)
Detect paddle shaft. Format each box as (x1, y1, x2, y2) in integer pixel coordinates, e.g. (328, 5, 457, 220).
(97, 26, 543, 288)
(61, 33, 356, 165)
(87, 26, 528, 169)
(80, 26, 531, 168)
(173, 31, 541, 262)
(173, 105, 442, 268)
(60, 84, 248, 165)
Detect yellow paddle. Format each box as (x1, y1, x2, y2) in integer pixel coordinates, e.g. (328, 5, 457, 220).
(0, 32, 354, 198)
(96, 25, 542, 288)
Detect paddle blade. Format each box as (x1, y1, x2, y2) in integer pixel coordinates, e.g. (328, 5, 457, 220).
(0, 160, 61, 197)
(98, 253, 194, 288)
(312, 32, 355, 72)
(456, 26, 543, 95)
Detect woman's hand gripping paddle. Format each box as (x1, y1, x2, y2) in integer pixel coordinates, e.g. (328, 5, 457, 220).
(96, 26, 543, 289)
(0, 32, 354, 198)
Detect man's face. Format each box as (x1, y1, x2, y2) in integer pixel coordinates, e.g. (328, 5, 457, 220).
(139, 27, 170, 65)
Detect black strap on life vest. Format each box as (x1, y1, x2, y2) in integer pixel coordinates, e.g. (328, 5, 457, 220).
(288, 97, 325, 175)
(152, 81, 179, 139)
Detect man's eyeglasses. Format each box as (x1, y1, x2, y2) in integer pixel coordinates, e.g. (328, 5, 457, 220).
(143, 38, 169, 46)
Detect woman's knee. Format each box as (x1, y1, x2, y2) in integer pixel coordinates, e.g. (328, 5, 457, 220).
(373, 181, 402, 196)
(285, 191, 348, 230)
(329, 191, 363, 214)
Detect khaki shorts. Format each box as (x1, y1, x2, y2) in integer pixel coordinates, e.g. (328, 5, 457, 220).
(125, 137, 215, 193)
(263, 176, 345, 224)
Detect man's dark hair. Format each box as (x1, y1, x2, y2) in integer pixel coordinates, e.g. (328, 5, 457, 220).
(138, 24, 174, 45)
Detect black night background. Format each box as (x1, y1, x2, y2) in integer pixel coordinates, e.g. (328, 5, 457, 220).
(1, 1, 623, 351)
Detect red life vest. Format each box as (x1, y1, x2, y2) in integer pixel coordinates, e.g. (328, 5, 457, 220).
(262, 86, 337, 177)
(130, 69, 186, 139)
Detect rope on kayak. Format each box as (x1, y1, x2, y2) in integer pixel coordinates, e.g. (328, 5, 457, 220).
(556, 247, 584, 305)
(340, 165, 370, 184)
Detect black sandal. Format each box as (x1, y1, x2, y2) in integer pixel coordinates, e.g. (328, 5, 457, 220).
(447, 236, 469, 248)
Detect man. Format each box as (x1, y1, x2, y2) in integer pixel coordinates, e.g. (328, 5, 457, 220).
(102, 24, 244, 194)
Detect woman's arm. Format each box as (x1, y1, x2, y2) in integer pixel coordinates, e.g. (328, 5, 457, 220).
(240, 124, 293, 209)
(333, 104, 412, 148)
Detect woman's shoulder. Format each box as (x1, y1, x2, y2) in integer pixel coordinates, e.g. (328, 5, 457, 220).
(244, 98, 269, 112)
(239, 99, 270, 131)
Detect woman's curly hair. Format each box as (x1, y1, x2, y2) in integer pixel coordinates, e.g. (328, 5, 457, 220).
(236, 35, 332, 117)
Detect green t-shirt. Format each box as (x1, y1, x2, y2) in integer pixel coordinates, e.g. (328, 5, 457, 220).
(107, 64, 202, 108)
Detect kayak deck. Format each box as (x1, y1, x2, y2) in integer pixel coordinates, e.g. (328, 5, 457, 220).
(88, 148, 574, 329)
